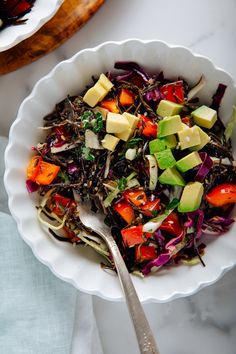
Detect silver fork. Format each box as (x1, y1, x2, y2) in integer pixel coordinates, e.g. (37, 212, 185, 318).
(77, 200, 160, 354)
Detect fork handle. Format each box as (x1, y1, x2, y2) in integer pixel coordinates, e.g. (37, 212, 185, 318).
(100, 231, 160, 354)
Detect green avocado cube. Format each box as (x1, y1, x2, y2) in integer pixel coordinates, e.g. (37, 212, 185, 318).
(191, 105, 217, 129)
(164, 134, 177, 149)
(178, 182, 203, 212)
(177, 125, 201, 150)
(159, 167, 186, 186)
(156, 100, 183, 117)
(158, 115, 183, 138)
(190, 126, 211, 151)
(149, 138, 166, 154)
(154, 148, 176, 169)
(176, 152, 202, 173)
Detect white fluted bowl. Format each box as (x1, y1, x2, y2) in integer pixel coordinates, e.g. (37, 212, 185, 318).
(0, 0, 64, 52)
(4, 39, 236, 302)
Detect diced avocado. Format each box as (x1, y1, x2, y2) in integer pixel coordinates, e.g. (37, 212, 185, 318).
(176, 152, 202, 173)
(154, 148, 176, 169)
(83, 82, 108, 107)
(177, 125, 201, 150)
(106, 112, 130, 134)
(98, 73, 113, 91)
(164, 134, 177, 149)
(191, 105, 217, 129)
(149, 138, 166, 154)
(190, 126, 211, 151)
(123, 112, 140, 130)
(158, 115, 183, 137)
(181, 123, 189, 131)
(101, 134, 120, 151)
(178, 182, 203, 212)
(115, 127, 133, 141)
(159, 167, 186, 186)
(156, 100, 183, 117)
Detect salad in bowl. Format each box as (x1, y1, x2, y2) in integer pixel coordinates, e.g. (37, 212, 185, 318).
(25, 61, 236, 277)
(4, 40, 236, 302)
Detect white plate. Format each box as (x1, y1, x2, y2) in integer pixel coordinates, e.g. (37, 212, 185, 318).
(4, 39, 236, 302)
(0, 0, 64, 52)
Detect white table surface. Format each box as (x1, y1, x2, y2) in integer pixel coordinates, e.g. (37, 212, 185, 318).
(1, 0, 236, 353)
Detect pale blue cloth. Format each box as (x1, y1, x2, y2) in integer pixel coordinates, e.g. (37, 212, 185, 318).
(0, 137, 78, 354)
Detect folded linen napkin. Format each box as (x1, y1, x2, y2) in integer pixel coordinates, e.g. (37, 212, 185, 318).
(0, 137, 103, 354)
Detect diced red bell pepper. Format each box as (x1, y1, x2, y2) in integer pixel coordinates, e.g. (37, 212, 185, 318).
(35, 161, 60, 185)
(181, 116, 192, 127)
(26, 155, 42, 182)
(114, 200, 135, 224)
(137, 115, 158, 138)
(160, 81, 185, 104)
(206, 183, 236, 207)
(160, 212, 182, 237)
(119, 89, 135, 106)
(100, 98, 119, 113)
(63, 226, 80, 243)
(140, 198, 161, 217)
(121, 225, 144, 247)
(135, 245, 157, 262)
(123, 188, 147, 207)
(50, 193, 76, 217)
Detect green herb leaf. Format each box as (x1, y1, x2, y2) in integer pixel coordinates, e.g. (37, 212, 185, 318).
(81, 146, 95, 161)
(81, 111, 93, 129)
(93, 112, 103, 133)
(58, 170, 70, 184)
(126, 137, 143, 149)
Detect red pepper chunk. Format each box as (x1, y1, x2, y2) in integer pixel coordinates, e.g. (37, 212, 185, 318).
(100, 98, 119, 113)
(138, 115, 158, 138)
(119, 89, 135, 106)
(140, 198, 161, 217)
(160, 212, 182, 237)
(63, 226, 80, 243)
(135, 245, 157, 262)
(51, 194, 76, 217)
(123, 188, 147, 207)
(121, 225, 144, 247)
(181, 116, 192, 127)
(114, 200, 135, 224)
(206, 184, 236, 207)
(160, 81, 185, 104)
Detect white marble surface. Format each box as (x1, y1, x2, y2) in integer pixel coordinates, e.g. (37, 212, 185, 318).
(1, 0, 236, 353)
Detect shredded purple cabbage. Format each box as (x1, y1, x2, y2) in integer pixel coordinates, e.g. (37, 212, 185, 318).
(186, 210, 205, 240)
(144, 87, 164, 102)
(114, 61, 150, 83)
(211, 83, 227, 111)
(26, 179, 39, 193)
(203, 216, 234, 235)
(194, 152, 213, 182)
(142, 231, 185, 275)
(67, 163, 79, 175)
